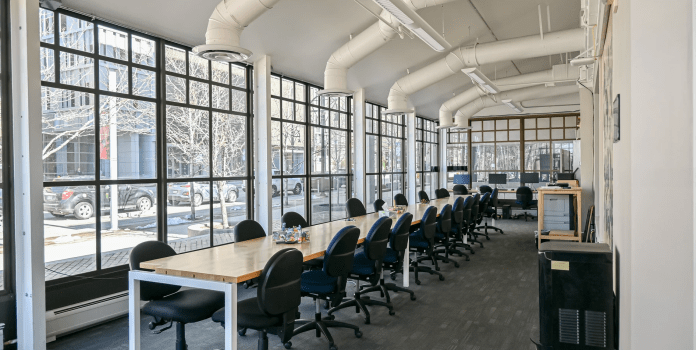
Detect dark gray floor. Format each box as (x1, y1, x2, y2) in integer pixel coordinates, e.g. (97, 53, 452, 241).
(47, 219, 540, 350)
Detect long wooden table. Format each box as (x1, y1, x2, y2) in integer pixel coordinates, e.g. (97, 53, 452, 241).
(129, 196, 468, 350)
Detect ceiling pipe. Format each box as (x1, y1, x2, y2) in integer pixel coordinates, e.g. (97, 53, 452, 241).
(194, 0, 280, 63)
(438, 64, 579, 128)
(452, 84, 579, 128)
(385, 28, 585, 115)
(319, 0, 460, 96)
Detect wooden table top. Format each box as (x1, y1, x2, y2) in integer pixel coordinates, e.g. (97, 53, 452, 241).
(140, 196, 470, 283)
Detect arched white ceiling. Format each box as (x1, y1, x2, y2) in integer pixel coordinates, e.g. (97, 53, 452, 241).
(61, 0, 580, 119)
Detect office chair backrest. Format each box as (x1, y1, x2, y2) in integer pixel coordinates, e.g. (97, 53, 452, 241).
(516, 186, 534, 205)
(346, 198, 367, 218)
(129, 241, 181, 301)
(480, 185, 493, 194)
(420, 206, 438, 240)
(373, 199, 385, 212)
(435, 188, 446, 199)
(480, 192, 491, 210)
(440, 188, 450, 198)
(453, 185, 468, 195)
(390, 213, 413, 253)
(490, 188, 499, 207)
(257, 248, 303, 316)
(418, 190, 430, 202)
(451, 196, 464, 225)
(234, 220, 266, 242)
(462, 196, 474, 225)
(363, 217, 392, 261)
(394, 193, 408, 206)
(470, 194, 481, 222)
(282, 211, 308, 228)
(324, 226, 361, 278)
(437, 204, 452, 235)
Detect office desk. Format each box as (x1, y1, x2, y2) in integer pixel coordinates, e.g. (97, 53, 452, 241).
(537, 187, 582, 247)
(129, 196, 468, 350)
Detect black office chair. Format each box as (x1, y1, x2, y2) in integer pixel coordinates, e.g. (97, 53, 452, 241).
(435, 188, 449, 199)
(479, 185, 493, 194)
(382, 213, 416, 301)
(408, 206, 445, 284)
(437, 196, 470, 261)
(292, 226, 362, 350)
(456, 196, 478, 253)
(327, 217, 394, 324)
(212, 248, 303, 350)
(373, 199, 385, 212)
(467, 194, 484, 248)
(472, 192, 492, 241)
(514, 186, 538, 221)
(394, 193, 408, 206)
(129, 241, 225, 350)
(235, 220, 267, 289)
(282, 211, 309, 228)
(432, 204, 458, 268)
(346, 198, 367, 218)
(452, 184, 468, 195)
(418, 190, 430, 203)
(480, 188, 504, 235)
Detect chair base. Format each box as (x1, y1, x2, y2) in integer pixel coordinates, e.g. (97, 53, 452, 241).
(293, 300, 361, 350)
(512, 211, 537, 221)
(409, 261, 445, 285)
(327, 284, 394, 324)
(432, 245, 461, 267)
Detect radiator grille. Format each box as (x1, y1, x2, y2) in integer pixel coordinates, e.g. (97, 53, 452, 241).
(585, 310, 607, 348)
(559, 308, 580, 345)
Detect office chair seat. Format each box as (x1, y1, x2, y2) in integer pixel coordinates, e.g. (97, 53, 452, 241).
(143, 289, 225, 324)
(212, 298, 281, 329)
(350, 247, 376, 275)
(408, 232, 429, 248)
(383, 248, 399, 264)
(300, 270, 338, 294)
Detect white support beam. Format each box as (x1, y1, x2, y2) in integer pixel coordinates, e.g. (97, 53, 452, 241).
(407, 112, 417, 204)
(439, 128, 448, 190)
(353, 89, 366, 202)
(10, 0, 46, 348)
(253, 55, 272, 233)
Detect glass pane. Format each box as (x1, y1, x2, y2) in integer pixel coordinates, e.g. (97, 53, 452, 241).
(551, 117, 564, 128)
(381, 175, 393, 207)
(509, 130, 520, 141)
(133, 68, 156, 98)
(365, 175, 380, 213)
(382, 137, 393, 173)
(295, 83, 305, 102)
(282, 78, 293, 99)
(496, 143, 520, 171)
(524, 118, 536, 129)
(44, 185, 96, 281)
(483, 131, 494, 142)
(566, 128, 577, 139)
(60, 52, 94, 88)
(538, 118, 550, 128)
(132, 35, 156, 67)
(483, 120, 494, 130)
(525, 129, 536, 141)
(59, 14, 94, 52)
(366, 135, 378, 173)
(509, 119, 520, 129)
(271, 121, 281, 171)
(330, 130, 347, 174)
(415, 143, 423, 172)
(471, 120, 482, 131)
(496, 119, 507, 130)
(311, 127, 329, 174)
(231, 89, 247, 113)
(309, 87, 319, 105)
(471, 132, 482, 142)
(551, 128, 564, 139)
(281, 123, 306, 175)
(271, 76, 280, 96)
(231, 65, 246, 88)
(496, 131, 508, 142)
(189, 52, 209, 80)
(166, 106, 210, 178)
(213, 179, 247, 245)
(271, 98, 281, 119)
(295, 104, 306, 122)
(472, 143, 495, 172)
(282, 100, 293, 120)
(565, 116, 577, 127)
(99, 96, 156, 180)
(165, 46, 186, 74)
(42, 87, 95, 181)
(166, 181, 211, 252)
(321, 110, 330, 126)
(331, 176, 348, 220)
(40, 9, 55, 44)
(40, 47, 55, 82)
(538, 129, 550, 140)
(166, 75, 186, 103)
(212, 85, 230, 110)
(331, 111, 339, 128)
(98, 25, 128, 61)
(310, 177, 331, 225)
(310, 107, 318, 124)
(100, 184, 157, 269)
(524, 142, 551, 171)
(99, 61, 129, 93)
(211, 61, 229, 84)
(189, 80, 210, 107)
(274, 178, 305, 231)
(213, 113, 247, 177)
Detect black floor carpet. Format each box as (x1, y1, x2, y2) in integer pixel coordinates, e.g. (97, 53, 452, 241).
(47, 219, 540, 350)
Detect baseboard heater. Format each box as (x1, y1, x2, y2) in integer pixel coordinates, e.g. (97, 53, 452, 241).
(46, 292, 130, 342)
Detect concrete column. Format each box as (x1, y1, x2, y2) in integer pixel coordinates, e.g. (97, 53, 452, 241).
(353, 89, 366, 202)
(579, 88, 594, 228)
(439, 128, 448, 190)
(407, 112, 417, 204)
(253, 56, 272, 234)
(10, 0, 47, 348)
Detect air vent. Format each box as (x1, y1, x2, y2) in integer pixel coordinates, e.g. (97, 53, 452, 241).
(585, 310, 607, 347)
(559, 308, 580, 345)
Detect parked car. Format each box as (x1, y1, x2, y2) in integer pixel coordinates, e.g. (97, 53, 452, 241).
(43, 184, 155, 220)
(167, 181, 239, 206)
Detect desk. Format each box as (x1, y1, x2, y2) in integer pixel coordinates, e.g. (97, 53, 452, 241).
(536, 187, 582, 247)
(129, 196, 468, 350)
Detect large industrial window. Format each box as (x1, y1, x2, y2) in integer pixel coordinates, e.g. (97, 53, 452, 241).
(39, 8, 253, 285)
(415, 117, 439, 200)
(365, 103, 406, 211)
(446, 129, 469, 189)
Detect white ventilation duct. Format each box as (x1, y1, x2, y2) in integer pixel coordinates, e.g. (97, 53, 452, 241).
(194, 0, 280, 62)
(320, 0, 459, 96)
(452, 84, 579, 128)
(438, 64, 579, 128)
(385, 28, 585, 114)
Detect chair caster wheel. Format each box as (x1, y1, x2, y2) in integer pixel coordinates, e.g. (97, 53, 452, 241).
(486, 237, 490, 240)
(415, 280, 421, 285)
(470, 250, 475, 254)
(389, 310, 395, 316)
(410, 295, 416, 301)
(364, 319, 370, 325)
(435, 267, 440, 271)
(148, 323, 155, 330)
(454, 262, 460, 268)
(465, 257, 470, 261)
(238, 328, 246, 336)
(390, 274, 397, 281)
(330, 344, 338, 350)
(355, 330, 363, 338)
(284, 342, 292, 349)
(326, 315, 335, 321)
(439, 275, 445, 281)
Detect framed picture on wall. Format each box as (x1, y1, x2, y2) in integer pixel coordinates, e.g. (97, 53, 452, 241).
(613, 94, 620, 142)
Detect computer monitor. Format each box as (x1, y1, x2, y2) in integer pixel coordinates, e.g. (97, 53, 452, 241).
(557, 172, 575, 180)
(489, 174, 507, 185)
(521, 172, 540, 184)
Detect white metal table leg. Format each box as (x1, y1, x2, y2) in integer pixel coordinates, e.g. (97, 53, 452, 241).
(224, 283, 238, 350)
(129, 272, 141, 350)
(403, 239, 409, 287)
